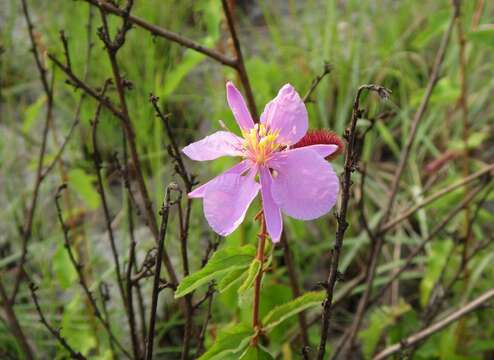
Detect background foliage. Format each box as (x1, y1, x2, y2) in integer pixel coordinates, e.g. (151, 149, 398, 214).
(1, 0, 493, 359)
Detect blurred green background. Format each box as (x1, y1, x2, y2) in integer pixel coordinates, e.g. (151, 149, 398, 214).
(1, 0, 493, 359)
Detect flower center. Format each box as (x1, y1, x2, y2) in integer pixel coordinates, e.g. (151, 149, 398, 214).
(242, 124, 280, 165)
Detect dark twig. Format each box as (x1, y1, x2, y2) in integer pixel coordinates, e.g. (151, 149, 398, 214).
(316, 84, 390, 360)
(11, 0, 56, 303)
(91, 76, 139, 359)
(380, 163, 494, 233)
(195, 285, 215, 357)
(39, 103, 81, 181)
(302, 62, 333, 103)
(221, 0, 258, 119)
(55, 185, 132, 359)
(373, 287, 494, 360)
(98, 282, 117, 357)
(145, 184, 178, 360)
(0, 277, 34, 359)
(29, 283, 86, 359)
(342, 6, 458, 354)
(85, 0, 257, 119)
(367, 181, 489, 308)
(149, 95, 193, 190)
(99, 3, 179, 287)
(83, 0, 235, 67)
(149, 96, 195, 359)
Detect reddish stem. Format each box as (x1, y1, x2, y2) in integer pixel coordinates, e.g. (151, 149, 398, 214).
(252, 214, 267, 345)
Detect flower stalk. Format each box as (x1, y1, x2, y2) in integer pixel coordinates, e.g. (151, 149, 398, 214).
(252, 212, 268, 345)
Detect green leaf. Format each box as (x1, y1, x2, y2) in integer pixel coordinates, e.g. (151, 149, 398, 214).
(198, 323, 253, 360)
(467, 25, 494, 48)
(22, 95, 46, 133)
(53, 243, 77, 289)
(419, 240, 453, 307)
(239, 345, 274, 360)
(175, 245, 256, 298)
(68, 168, 100, 210)
(161, 51, 205, 98)
(218, 268, 247, 293)
(238, 259, 261, 295)
(412, 10, 449, 49)
(359, 299, 411, 359)
(60, 296, 97, 356)
(262, 291, 325, 332)
(376, 121, 400, 158)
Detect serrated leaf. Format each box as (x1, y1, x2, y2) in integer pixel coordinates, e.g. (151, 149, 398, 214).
(239, 345, 274, 360)
(218, 268, 247, 293)
(238, 259, 261, 295)
(262, 291, 325, 332)
(53, 243, 77, 289)
(175, 245, 256, 298)
(198, 323, 253, 360)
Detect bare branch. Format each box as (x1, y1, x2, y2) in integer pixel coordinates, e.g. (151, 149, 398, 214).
(29, 283, 86, 360)
(373, 287, 494, 360)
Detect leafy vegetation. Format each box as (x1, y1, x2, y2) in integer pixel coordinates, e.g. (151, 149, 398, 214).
(1, 0, 493, 359)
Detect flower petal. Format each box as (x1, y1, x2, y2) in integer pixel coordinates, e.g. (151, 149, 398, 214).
(296, 144, 339, 158)
(269, 148, 339, 220)
(182, 131, 243, 161)
(226, 82, 254, 131)
(260, 84, 308, 145)
(259, 166, 282, 242)
(188, 160, 251, 198)
(203, 171, 260, 236)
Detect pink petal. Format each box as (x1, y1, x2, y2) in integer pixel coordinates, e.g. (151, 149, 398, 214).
(268, 148, 339, 220)
(260, 84, 308, 145)
(259, 166, 282, 242)
(295, 144, 339, 158)
(203, 171, 260, 236)
(226, 82, 254, 131)
(188, 160, 250, 198)
(182, 131, 243, 161)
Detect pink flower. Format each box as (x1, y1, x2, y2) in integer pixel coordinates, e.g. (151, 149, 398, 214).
(182, 82, 340, 242)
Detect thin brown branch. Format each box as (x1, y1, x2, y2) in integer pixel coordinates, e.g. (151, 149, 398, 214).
(316, 84, 390, 360)
(99, 5, 178, 286)
(149, 95, 193, 190)
(39, 101, 81, 181)
(380, 163, 494, 233)
(302, 62, 333, 103)
(83, 0, 235, 67)
(92, 12, 141, 355)
(29, 283, 86, 360)
(195, 285, 215, 357)
(367, 181, 490, 308)
(55, 185, 132, 359)
(11, 0, 56, 303)
(456, 1, 472, 346)
(252, 213, 268, 346)
(373, 287, 494, 360)
(221, 0, 258, 120)
(0, 277, 34, 359)
(342, 6, 458, 354)
(145, 183, 177, 360)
